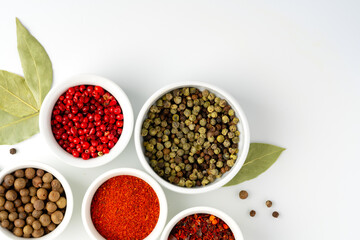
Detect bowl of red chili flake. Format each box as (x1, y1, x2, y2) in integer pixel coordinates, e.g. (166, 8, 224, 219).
(40, 74, 134, 168)
(82, 168, 168, 240)
(160, 206, 243, 240)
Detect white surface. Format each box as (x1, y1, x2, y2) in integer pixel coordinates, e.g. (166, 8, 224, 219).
(160, 206, 243, 240)
(39, 74, 134, 168)
(134, 81, 250, 194)
(81, 168, 167, 240)
(0, 162, 74, 240)
(0, 0, 359, 239)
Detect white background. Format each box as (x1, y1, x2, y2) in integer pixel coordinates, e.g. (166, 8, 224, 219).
(1, 0, 359, 239)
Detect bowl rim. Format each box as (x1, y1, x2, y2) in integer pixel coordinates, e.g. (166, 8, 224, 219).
(0, 161, 74, 240)
(81, 167, 168, 240)
(160, 206, 244, 240)
(39, 74, 134, 168)
(134, 81, 250, 194)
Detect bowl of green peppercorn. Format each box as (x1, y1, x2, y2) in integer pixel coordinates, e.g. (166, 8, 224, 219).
(135, 82, 250, 194)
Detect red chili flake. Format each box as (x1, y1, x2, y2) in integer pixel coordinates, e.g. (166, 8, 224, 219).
(168, 214, 235, 240)
(91, 175, 160, 240)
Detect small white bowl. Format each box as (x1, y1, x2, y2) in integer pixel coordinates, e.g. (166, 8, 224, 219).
(40, 74, 134, 168)
(82, 168, 168, 240)
(160, 206, 244, 240)
(0, 161, 74, 240)
(134, 81, 250, 194)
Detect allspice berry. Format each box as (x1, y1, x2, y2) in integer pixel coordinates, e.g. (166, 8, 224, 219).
(31, 196, 39, 204)
(13, 227, 23, 237)
(34, 199, 45, 211)
(239, 190, 248, 199)
(37, 188, 48, 200)
(14, 199, 22, 208)
(47, 223, 56, 231)
(0, 210, 9, 221)
(272, 211, 279, 218)
(1, 219, 10, 228)
(32, 210, 43, 219)
(9, 148, 17, 155)
(19, 211, 27, 220)
(250, 210, 256, 217)
(14, 169, 24, 178)
(3, 174, 15, 187)
(25, 168, 36, 179)
(14, 218, 25, 228)
(20, 189, 29, 197)
(26, 216, 36, 225)
(32, 176, 43, 188)
(42, 182, 51, 190)
(8, 212, 18, 221)
(4, 200, 15, 212)
(32, 220, 41, 230)
(56, 197, 67, 209)
(42, 173, 53, 183)
(51, 211, 63, 224)
(5, 189, 17, 201)
(0, 185, 6, 195)
(48, 191, 60, 202)
(39, 214, 51, 227)
(29, 187, 37, 197)
(32, 227, 44, 238)
(36, 169, 45, 177)
(23, 225, 33, 235)
(21, 196, 31, 204)
(266, 200, 273, 208)
(45, 202, 57, 213)
(51, 180, 62, 191)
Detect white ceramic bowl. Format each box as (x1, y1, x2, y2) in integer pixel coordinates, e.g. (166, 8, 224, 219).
(0, 161, 74, 240)
(135, 81, 250, 194)
(82, 168, 168, 240)
(160, 206, 243, 240)
(40, 74, 134, 168)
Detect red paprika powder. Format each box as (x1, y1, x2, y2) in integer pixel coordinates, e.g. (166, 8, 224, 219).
(91, 175, 160, 240)
(168, 214, 235, 240)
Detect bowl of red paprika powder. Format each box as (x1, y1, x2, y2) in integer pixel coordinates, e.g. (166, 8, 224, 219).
(81, 168, 168, 240)
(39, 74, 134, 168)
(160, 206, 243, 240)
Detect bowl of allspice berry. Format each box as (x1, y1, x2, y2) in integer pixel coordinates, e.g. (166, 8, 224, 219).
(135, 82, 250, 194)
(0, 162, 73, 239)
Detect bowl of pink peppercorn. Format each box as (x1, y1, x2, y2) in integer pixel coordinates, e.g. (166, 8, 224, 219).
(39, 74, 134, 168)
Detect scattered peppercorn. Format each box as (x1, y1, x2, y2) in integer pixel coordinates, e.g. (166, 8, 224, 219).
(0, 168, 67, 238)
(250, 210, 256, 217)
(141, 87, 241, 188)
(272, 211, 279, 218)
(168, 213, 234, 240)
(9, 148, 16, 155)
(51, 85, 124, 160)
(266, 200, 272, 208)
(239, 190, 248, 199)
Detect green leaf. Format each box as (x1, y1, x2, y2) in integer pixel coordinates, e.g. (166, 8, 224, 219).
(0, 70, 38, 117)
(0, 109, 39, 145)
(224, 143, 285, 186)
(16, 18, 53, 108)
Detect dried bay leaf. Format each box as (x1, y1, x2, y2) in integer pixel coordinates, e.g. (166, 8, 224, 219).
(224, 143, 285, 186)
(16, 18, 53, 108)
(0, 109, 39, 145)
(0, 18, 53, 145)
(0, 70, 38, 117)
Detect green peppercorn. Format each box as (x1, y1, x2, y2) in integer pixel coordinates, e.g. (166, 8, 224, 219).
(142, 87, 240, 188)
